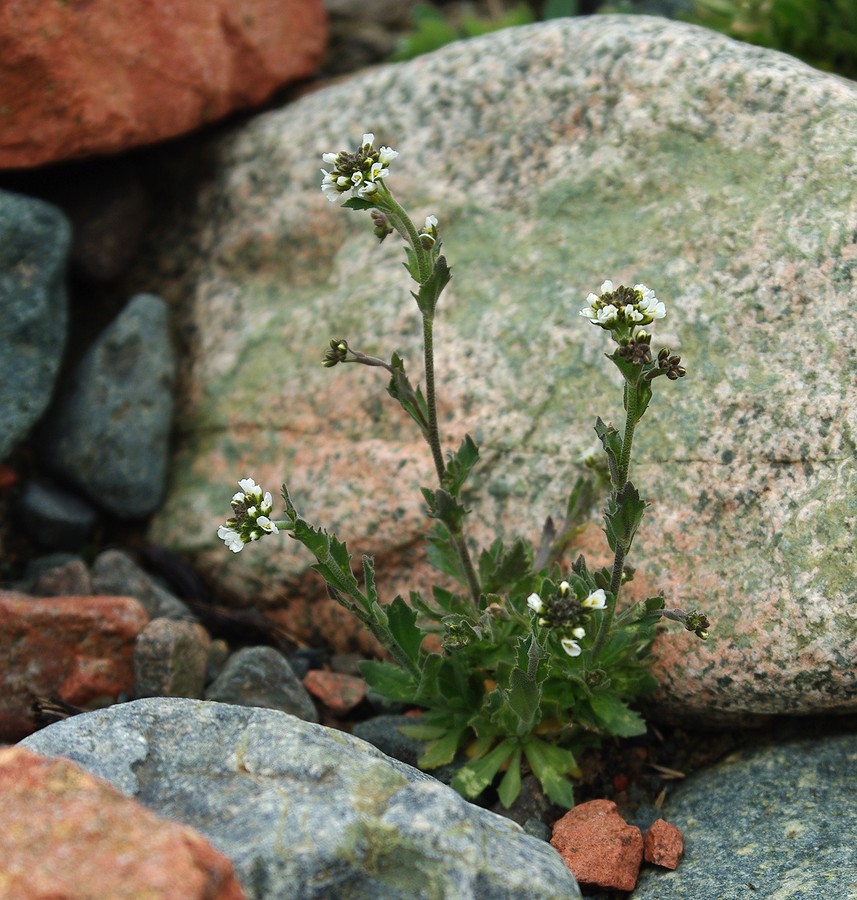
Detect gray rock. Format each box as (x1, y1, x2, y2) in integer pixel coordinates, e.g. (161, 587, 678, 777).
(134, 618, 211, 699)
(38, 293, 175, 518)
(204, 646, 319, 723)
(633, 732, 857, 898)
(145, 16, 857, 722)
(91, 549, 193, 621)
(18, 479, 97, 550)
(31, 556, 93, 596)
(20, 698, 582, 899)
(0, 190, 70, 461)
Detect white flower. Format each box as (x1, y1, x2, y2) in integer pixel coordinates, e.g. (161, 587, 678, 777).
(217, 525, 244, 553)
(260, 492, 273, 514)
(582, 589, 607, 610)
(238, 477, 259, 495)
(256, 516, 278, 534)
(572, 626, 586, 639)
(362, 132, 374, 146)
(559, 580, 570, 594)
(600, 280, 614, 293)
(527, 593, 544, 614)
(596, 306, 618, 324)
(321, 152, 338, 165)
(560, 637, 582, 657)
(379, 145, 399, 166)
(425, 215, 438, 229)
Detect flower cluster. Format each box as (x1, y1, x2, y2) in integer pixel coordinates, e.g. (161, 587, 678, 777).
(526, 582, 608, 657)
(321, 133, 398, 202)
(580, 280, 665, 340)
(217, 478, 278, 552)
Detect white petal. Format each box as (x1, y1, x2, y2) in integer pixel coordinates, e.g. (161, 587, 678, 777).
(362, 133, 374, 147)
(321, 152, 338, 165)
(600, 280, 614, 294)
(379, 146, 399, 165)
(238, 478, 258, 493)
(579, 308, 597, 319)
(561, 638, 582, 657)
(425, 215, 438, 229)
(526, 593, 544, 614)
(572, 626, 586, 639)
(582, 589, 607, 610)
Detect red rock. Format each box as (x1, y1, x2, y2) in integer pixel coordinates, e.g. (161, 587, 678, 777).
(0, 590, 148, 741)
(0, 0, 328, 169)
(644, 817, 684, 870)
(550, 798, 644, 892)
(0, 747, 244, 899)
(303, 669, 366, 715)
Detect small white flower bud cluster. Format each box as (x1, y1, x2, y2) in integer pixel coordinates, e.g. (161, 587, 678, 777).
(526, 584, 607, 657)
(217, 477, 278, 553)
(580, 280, 665, 336)
(320, 133, 399, 202)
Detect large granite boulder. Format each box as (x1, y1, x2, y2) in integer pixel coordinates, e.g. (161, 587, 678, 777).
(21, 698, 582, 899)
(144, 16, 857, 722)
(0, 0, 327, 168)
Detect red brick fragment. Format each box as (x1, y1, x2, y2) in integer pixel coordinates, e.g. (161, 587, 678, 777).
(550, 798, 644, 892)
(644, 817, 684, 869)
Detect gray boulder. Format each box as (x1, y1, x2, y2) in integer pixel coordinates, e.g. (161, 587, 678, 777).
(39, 293, 175, 518)
(144, 16, 857, 722)
(20, 698, 582, 899)
(633, 732, 857, 897)
(0, 190, 69, 461)
(92, 549, 193, 620)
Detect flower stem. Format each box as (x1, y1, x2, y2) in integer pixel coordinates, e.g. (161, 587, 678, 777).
(590, 375, 641, 662)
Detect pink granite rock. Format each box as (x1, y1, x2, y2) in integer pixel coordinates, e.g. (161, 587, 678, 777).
(0, 0, 327, 168)
(551, 799, 644, 892)
(0, 590, 148, 741)
(644, 817, 684, 870)
(144, 17, 857, 723)
(0, 747, 244, 899)
(303, 669, 366, 715)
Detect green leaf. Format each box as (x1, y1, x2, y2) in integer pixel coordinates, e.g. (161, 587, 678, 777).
(503, 666, 542, 737)
(603, 481, 647, 554)
(386, 353, 429, 435)
(478, 538, 534, 595)
(523, 737, 577, 809)
(496, 745, 523, 808)
(417, 725, 469, 769)
(387, 595, 424, 666)
(425, 488, 467, 532)
(450, 738, 517, 799)
(413, 255, 451, 318)
(594, 417, 622, 487)
(340, 197, 377, 211)
(442, 434, 480, 496)
(543, 0, 577, 18)
(359, 659, 417, 703)
(589, 693, 648, 737)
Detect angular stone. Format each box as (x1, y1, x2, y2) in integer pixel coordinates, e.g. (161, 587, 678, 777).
(144, 17, 857, 722)
(91, 549, 193, 620)
(39, 294, 176, 518)
(31, 556, 93, 597)
(0, 590, 148, 741)
(644, 818, 684, 870)
(632, 733, 857, 898)
(551, 799, 644, 892)
(0, 747, 243, 899)
(0, 191, 69, 461)
(303, 668, 366, 715)
(0, 1, 328, 168)
(21, 698, 582, 899)
(204, 645, 319, 722)
(134, 618, 211, 699)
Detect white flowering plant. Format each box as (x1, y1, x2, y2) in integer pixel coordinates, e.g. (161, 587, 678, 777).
(218, 134, 709, 809)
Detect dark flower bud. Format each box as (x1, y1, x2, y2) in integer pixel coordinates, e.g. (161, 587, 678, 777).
(323, 339, 349, 368)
